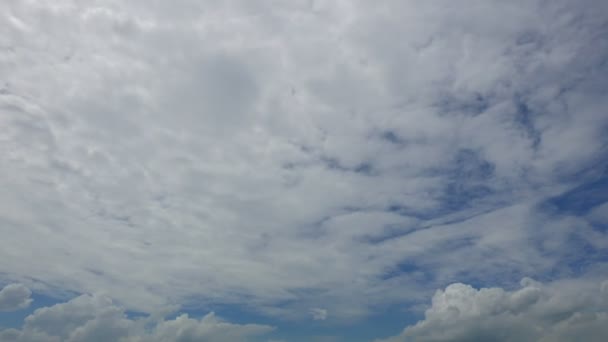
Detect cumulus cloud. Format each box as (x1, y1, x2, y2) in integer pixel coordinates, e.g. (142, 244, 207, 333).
(377, 278, 608, 342)
(0, 294, 273, 342)
(0, 0, 606, 326)
(0, 283, 32, 311)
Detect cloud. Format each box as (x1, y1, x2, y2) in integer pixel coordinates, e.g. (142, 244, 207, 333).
(0, 284, 32, 311)
(0, 294, 274, 342)
(310, 308, 328, 321)
(377, 278, 608, 342)
(0, 0, 607, 327)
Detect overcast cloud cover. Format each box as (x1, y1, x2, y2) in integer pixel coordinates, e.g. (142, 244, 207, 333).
(1, 0, 607, 341)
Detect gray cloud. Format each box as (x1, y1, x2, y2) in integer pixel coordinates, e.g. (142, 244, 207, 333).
(377, 278, 608, 342)
(0, 283, 32, 312)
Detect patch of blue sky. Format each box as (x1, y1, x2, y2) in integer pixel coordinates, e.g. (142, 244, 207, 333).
(544, 173, 608, 216)
(434, 148, 497, 213)
(380, 261, 433, 284)
(319, 156, 377, 176)
(434, 92, 491, 117)
(379, 130, 406, 146)
(159, 284, 425, 341)
(513, 94, 542, 149)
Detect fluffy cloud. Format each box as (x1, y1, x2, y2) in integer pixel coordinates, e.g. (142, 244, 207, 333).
(0, 284, 32, 311)
(0, 294, 273, 342)
(377, 278, 608, 342)
(0, 0, 607, 326)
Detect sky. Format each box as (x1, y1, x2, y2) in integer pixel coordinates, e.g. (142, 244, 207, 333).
(0, 0, 607, 341)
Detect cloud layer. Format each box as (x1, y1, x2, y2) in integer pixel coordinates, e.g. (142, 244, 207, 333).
(1, 0, 607, 336)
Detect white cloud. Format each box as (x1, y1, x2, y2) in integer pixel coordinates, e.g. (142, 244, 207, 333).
(0, 283, 32, 311)
(0, 294, 273, 342)
(310, 308, 328, 321)
(0, 0, 606, 324)
(377, 278, 608, 342)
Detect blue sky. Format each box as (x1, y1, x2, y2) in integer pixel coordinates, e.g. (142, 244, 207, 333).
(1, 0, 608, 341)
